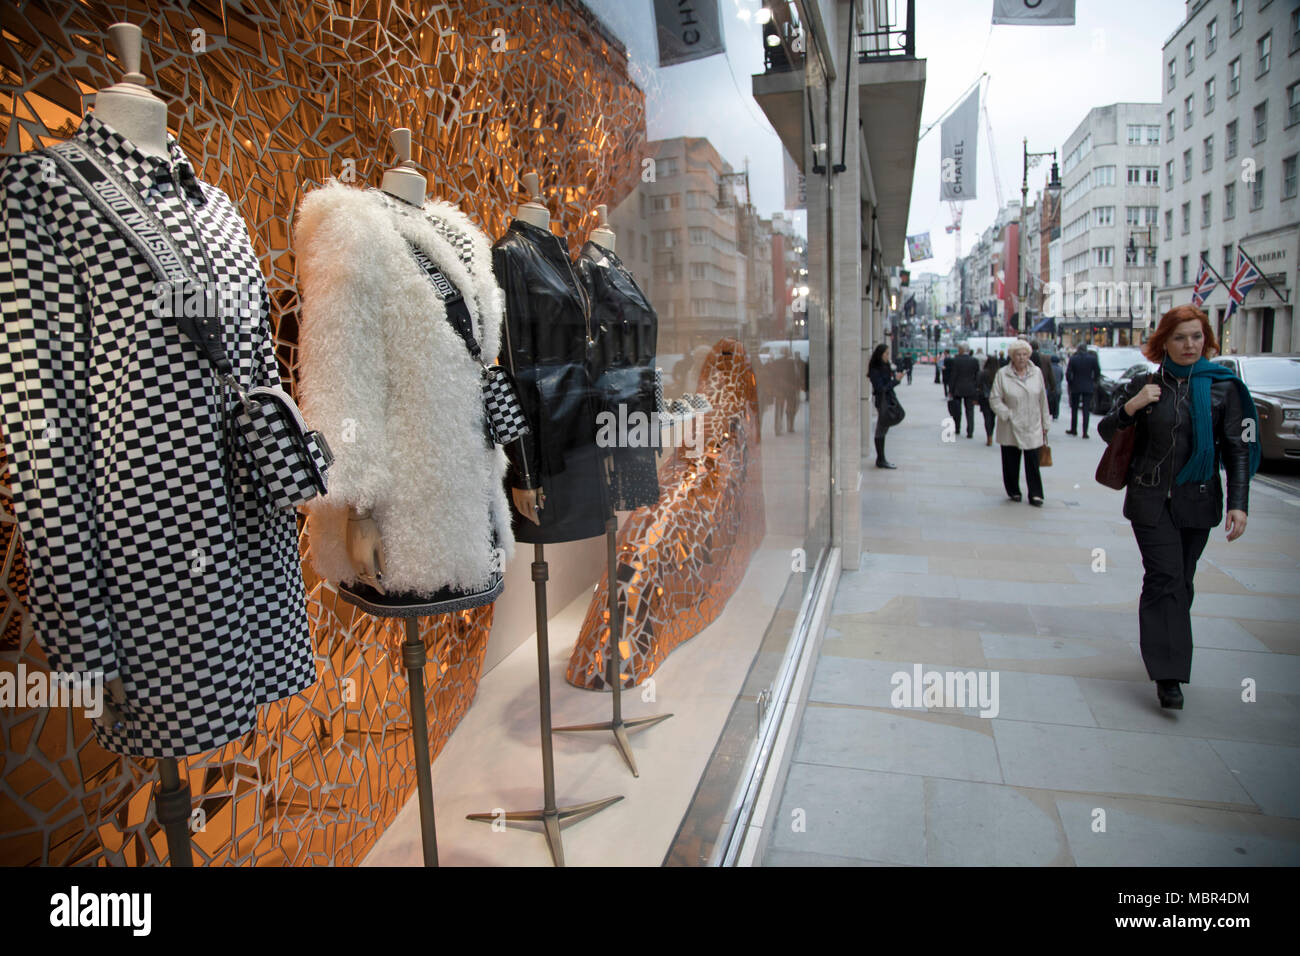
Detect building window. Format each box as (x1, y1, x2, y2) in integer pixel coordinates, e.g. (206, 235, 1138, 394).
(1127, 124, 1142, 145)
(1283, 154, 1297, 199)
(1164, 209, 1173, 240)
(1224, 181, 1236, 219)
(1253, 101, 1267, 144)
(1165, 158, 1174, 190)
(1167, 59, 1177, 91)
(1207, 17, 1218, 55)
(1226, 119, 1238, 158)
(1183, 149, 1192, 182)
(1223, 245, 1234, 276)
(1092, 206, 1114, 227)
(1184, 94, 1194, 128)
(1203, 134, 1214, 172)
(1204, 76, 1216, 114)
(1288, 82, 1300, 127)
(1164, 260, 1172, 286)
(1167, 109, 1175, 140)
(1181, 201, 1190, 234)
(1230, 0, 1243, 35)
(1201, 192, 1211, 228)
(654, 229, 678, 248)
(1147, 125, 1160, 144)
(690, 262, 706, 280)
(657, 157, 679, 177)
(1228, 57, 1241, 96)
(1257, 31, 1271, 76)
(689, 227, 708, 245)
(1186, 39, 1196, 74)
(1093, 247, 1113, 267)
(1292, 7, 1300, 55)
(1250, 170, 1265, 210)
(1092, 165, 1116, 188)
(1180, 255, 1189, 284)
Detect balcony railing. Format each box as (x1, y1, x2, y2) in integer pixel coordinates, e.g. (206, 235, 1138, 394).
(857, 0, 916, 62)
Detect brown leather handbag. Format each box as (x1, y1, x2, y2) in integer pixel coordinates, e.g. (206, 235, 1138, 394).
(1095, 426, 1135, 489)
(1038, 443, 1053, 467)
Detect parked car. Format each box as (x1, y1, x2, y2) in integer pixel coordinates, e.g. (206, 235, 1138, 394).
(1212, 354, 1300, 462)
(1090, 347, 1157, 414)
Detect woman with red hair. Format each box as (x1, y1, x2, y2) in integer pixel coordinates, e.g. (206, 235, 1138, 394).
(1099, 305, 1259, 710)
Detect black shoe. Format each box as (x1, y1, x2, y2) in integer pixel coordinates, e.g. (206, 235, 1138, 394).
(1156, 679, 1184, 710)
(876, 459, 897, 469)
(1064, 430, 1078, 436)
(1082, 433, 1089, 439)
(1008, 493, 1022, 502)
(1029, 496, 1043, 507)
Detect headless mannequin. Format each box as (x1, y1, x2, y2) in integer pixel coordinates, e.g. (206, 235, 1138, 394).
(344, 128, 427, 590)
(85, 23, 170, 733)
(91, 24, 169, 161)
(588, 203, 615, 255)
(509, 171, 551, 526)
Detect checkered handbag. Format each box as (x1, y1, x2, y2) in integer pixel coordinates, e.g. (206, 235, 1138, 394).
(41, 139, 333, 510)
(482, 364, 529, 445)
(654, 367, 665, 415)
(684, 393, 713, 414)
(234, 386, 333, 509)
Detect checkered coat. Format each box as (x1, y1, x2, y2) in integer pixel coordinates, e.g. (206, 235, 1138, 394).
(0, 116, 316, 758)
(296, 182, 514, 595)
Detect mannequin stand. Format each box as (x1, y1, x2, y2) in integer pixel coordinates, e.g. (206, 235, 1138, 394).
(554, 516, 672, 776)
(155, 757, 194, 867)
(468, 543, 623, 866)
(338, 589, 442, 866)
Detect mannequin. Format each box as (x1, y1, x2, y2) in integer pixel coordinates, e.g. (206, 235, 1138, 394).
(90, 23, 169, 160)
(509, 172, 549, 526)
(343, 128, 427, 594)
(588, 203, 616, 253)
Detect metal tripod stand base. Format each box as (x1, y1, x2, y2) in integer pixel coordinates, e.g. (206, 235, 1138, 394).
(553, 712, 674, 777)
(467, 794, 624, 867)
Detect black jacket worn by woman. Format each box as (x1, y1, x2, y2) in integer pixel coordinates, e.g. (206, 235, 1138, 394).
(1098, 367, 1251, 528)
(868, 363, 896, 402)
(575, 240, 659, 511)
(493, 218, 610, 543)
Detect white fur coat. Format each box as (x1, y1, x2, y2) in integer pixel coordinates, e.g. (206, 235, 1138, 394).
(296, 181, 514, 593)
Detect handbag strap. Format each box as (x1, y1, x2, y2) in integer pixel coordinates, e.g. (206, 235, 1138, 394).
(403, 239, 485, 367)
(41, 139, 239, 386)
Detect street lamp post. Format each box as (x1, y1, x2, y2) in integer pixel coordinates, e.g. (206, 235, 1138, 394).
(1020, 138, 1061, 340)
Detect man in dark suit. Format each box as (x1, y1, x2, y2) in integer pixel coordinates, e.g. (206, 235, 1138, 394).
(941, 350, 954, 398)
(1065, 343, 1101, 437)
(948, 344, 981, 438)
(1030, 340, 1059, 419)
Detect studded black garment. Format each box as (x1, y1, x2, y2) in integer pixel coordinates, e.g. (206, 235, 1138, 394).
(0, 114, 316, 758)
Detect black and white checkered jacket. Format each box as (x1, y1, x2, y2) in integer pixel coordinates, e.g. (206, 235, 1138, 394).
(0, 115, 316, 758)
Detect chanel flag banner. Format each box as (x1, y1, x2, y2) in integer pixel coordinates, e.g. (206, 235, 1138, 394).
(991, 0, 1077, 26)
(654, 0, 726, 67)
(940, 88, 979, 201)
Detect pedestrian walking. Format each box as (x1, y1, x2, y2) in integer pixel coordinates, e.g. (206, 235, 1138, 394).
(904, 352, 914, 385)
(1065, 342, 1101, 437)
(988, 339, 1050, 506)
(978, 355, 999, 446)
(1098, 305, 1258, 711)
(868, 343, 905, 469)
(771, 348, 798, 435)
(948, 344, 980, 439)
(1049, 353, 1064, 420)
(941, 349, 954, 399)
(1030, 340, 1059, 421)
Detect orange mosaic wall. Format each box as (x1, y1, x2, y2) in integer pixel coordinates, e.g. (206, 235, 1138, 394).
(0, 0, 646, 865)
(566, 339, 766, 690)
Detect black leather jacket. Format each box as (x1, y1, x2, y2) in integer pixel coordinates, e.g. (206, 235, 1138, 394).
(575, 240, 660, 511)
(1098, 367, 1251, 528)
(492, 219, 609, 543)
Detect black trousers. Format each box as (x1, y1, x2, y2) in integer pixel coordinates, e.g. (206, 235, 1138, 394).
(1069, 390, 1092, 434)
(1131, 503, 1211, 682)
(980, 401, 996, 439)
(1048, 390, 1061, 419)
(948, 396, 975, 436)
(1000, 445, 1043, 499)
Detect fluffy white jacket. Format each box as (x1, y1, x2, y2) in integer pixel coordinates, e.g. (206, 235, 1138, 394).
(296, 181, 514, 594)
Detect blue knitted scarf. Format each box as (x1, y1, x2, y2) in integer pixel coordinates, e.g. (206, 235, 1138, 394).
(1162, 357, 1261, 484)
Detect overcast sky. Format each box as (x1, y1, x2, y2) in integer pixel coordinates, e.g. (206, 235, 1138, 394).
(584, 0, 1190, 272)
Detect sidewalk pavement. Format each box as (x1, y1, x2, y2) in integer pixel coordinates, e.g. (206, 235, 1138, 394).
(762, 372, 1300, 866)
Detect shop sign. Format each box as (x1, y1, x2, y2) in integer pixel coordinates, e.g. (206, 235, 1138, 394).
(654, 0, 725, 66)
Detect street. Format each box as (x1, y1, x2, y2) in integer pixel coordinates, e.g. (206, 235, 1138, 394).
(763, 371, 1300, 866)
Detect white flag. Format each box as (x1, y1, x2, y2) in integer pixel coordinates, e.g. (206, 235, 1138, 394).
(992, 0, 1076, 26)
(940, 88, 979, 201)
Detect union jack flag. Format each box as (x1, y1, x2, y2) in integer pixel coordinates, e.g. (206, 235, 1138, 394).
(1226, 248, 1263, 318)
(1190, 258, 1217, 307)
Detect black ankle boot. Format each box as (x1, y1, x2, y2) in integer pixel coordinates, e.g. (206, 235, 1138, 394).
(874, 437, 896, 469)
(1156, 679, 1184, 710)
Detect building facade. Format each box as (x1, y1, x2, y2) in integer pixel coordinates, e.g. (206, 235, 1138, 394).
(1157, 0, 1298, 353)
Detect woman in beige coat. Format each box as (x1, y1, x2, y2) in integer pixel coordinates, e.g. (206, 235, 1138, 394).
(988, 339, 1051, 506)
